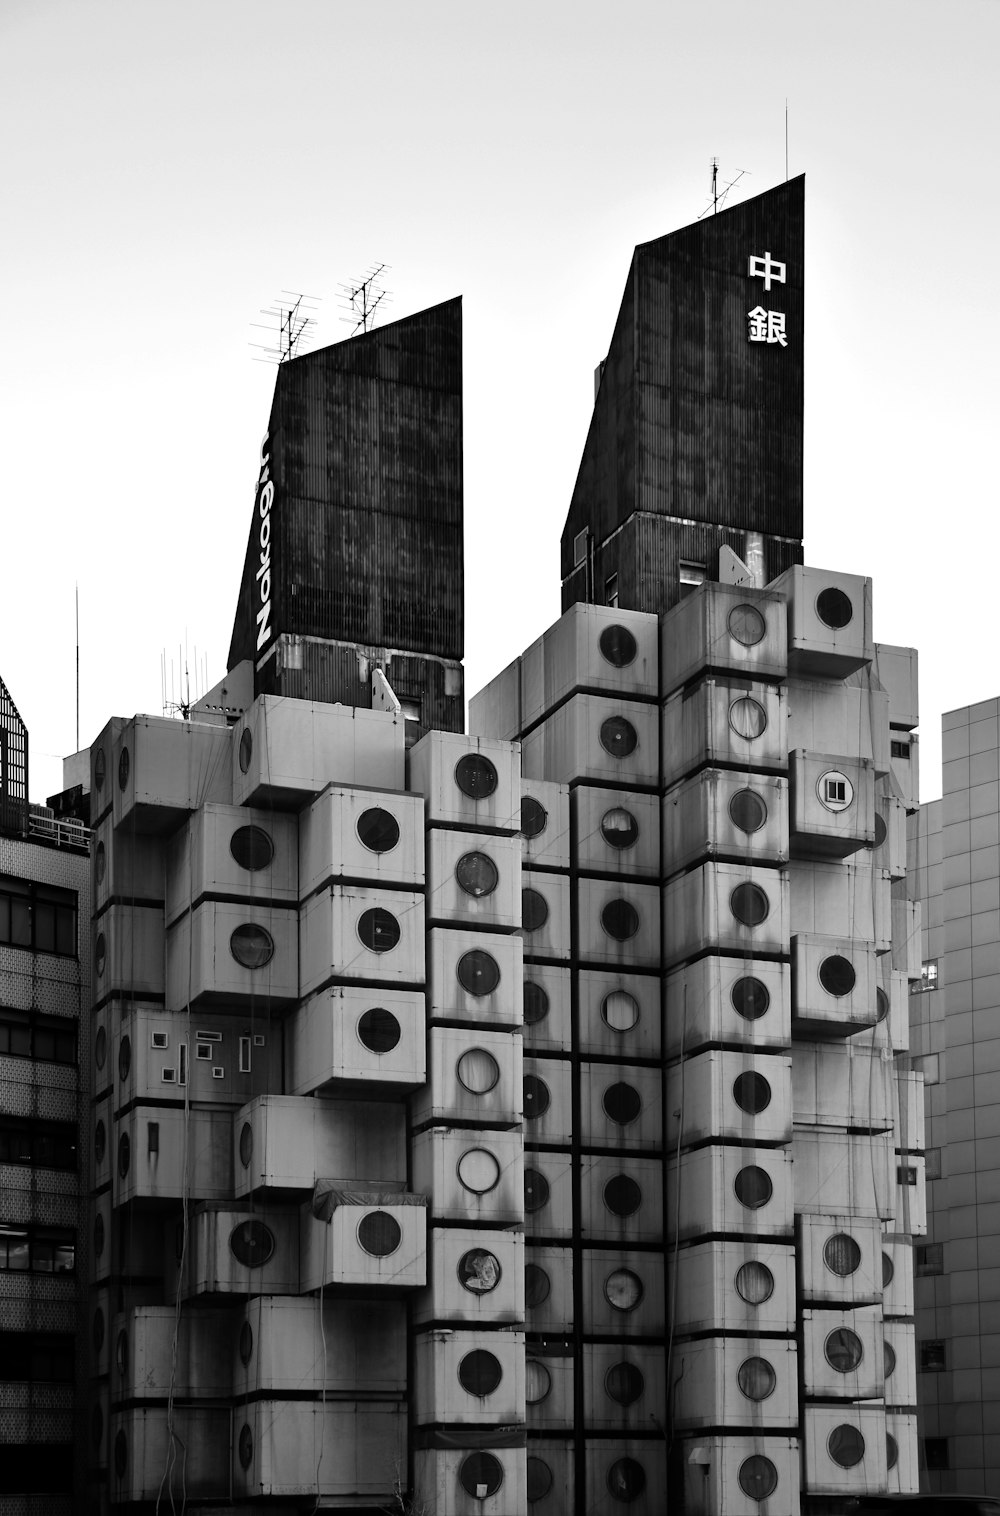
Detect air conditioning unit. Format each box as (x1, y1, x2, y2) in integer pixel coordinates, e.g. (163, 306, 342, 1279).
(797, 1213, 884, 1306)
(114, 1105, 232, 1206)
(519, 603, 659, 729)
(789, 750, 876, 857)
(670, 1336, 797, 1431)
(521, 962, 572, 1055)
(165, 900, 298, 1007)
(786, 677, 890, 775)
(663, 769, 789, 878)
(93, 904, 165, 1003)
(427, 928, 523, 1028)
(577, 968, 661, 1060)
(300, 885, 425, 996)
(769, 564, 873, 678)
(413, 1445, 527, 1516)
(891, 884, 922, 980)
(792, 1041, 893, 1131)
(113, 716, 233, 834)
(886, 1411, 919, 1492)
(234, 1296, 406, 1396)
(788, 858, 889, 949)
(299, 784, 424, 897)
(677, 1434, 799, 1516)
(665, 1144, 794, 1243)
(580, 1155, 664, 1244)
(233, 1400, 406, 1501)
(670, 1240, 796, 1337)
(801, 1306, 884, 1398)
(517, 1440, 573, 1515)
(802, 1403, 887, 1495)
(524, 1347, 574, 1432)
(793, 1131, 894, 1221)
(584, 1441, 666, 1516)
(519, 869, 571, 961)
(581, 1342, 667, 1433)
(413, 1227, 525, 1328)
(287, 984, 426, 1093)
(660, 581, 787, 696)
(581, 1247, 666, 1337)
(165, 803, 298, 924)
(411, 1027, 523, 1130)
(660, 678, 787, 792)
(665, 1050, 793, 1149)
(575, 876, 661, 969)
(521, 1244, 572, 1334)
(578, 1062, 662, 1152)
(519, 694, 660, 790)
(233, 696, 404, 809)
(233, 1095, 406, 1199)
(411, 1128, 524, 1227)
(110, 1407, 231, 1504)
(571, 785, 660, 879)
(662, 861, 790, 968)
(883, 1319, 917, 1410)
(413, 1326, 526, 1424)
(664, 955, 790, 1058)
(426, 828, 522, 930)
(520, 1054, 572, 1144)
(792, 934, 880, 1037)
(408, 729, 520, 833)
(521, 1149, 574, 1240)
(520, 778, 570, 870)
(113, 1305, 231, 1401)
(881, 1238, 914, 1318)
(92, 813, 163, 915)
(171, 1203, 299, 1301)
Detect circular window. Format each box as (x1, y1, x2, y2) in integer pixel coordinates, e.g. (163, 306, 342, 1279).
(525, 1359, 551, 1403)
(828, 1423, 865, 1469)
(94, 1212, 105, 1257)
(95, 1025, 107, 1069)
(826, 1328, 864, 1372)
(239, 1320, 253, 1365)
(92, 1401, 104, 1449)
(525, 1263, 550, 1305)
(734, 1165, 773, 1209)
(93, 1305, 105, 1352)
(735, 1261, 774, 1304)
(738, 1357, 777, 1400)
(239, 1122, 253, 1168)
(238, 1423, 253, 1470)
(117, 1132, 130, 1178)
(114, 1429, 127, 1478)
(731, 882, 770, 926)
(457, 1149, 500, 1195)
(356, 807, 400, 853)
(824, 1232, 862, 1277)
(95, 1120, 106, 1165)
(458, 1049, 500, 1094)
(729, 696, 767, 740)
(455, 755, 498, 800)
(523, 981, 549, 1025)
(239, 729, 253, 774)
(817, 587, 854, 629)
(818, 769, 855, 812)
(95, 841, 106, 884)
(459, 1452, 503, 1500)
(527, 1457, 553, 1504)
(739, 1455, 778, 1501)
(887, 1434, 898, 1471)
(458, 1249, 501, 1294)
(458, 949, 500, 996)
(729, 789, 768, 833)
(118, 1035, 131, 1082)
(118, 747, 130, 791)
(601, 898, 639, 941)
(358, 1007, 401, 1053)
(602, 990, 639, 1032)
(522, 888, 549, 932)
(605, 1269, 643, 1311)
(229, 1219, 276, 1268)
(604, 1174, 641, 1217)
(603, 1082, 641, 1125)
(876, 987, 890, 1022)
(230, 825, 274, 871)
(733, 1071, 771, 1114)
(731, 976, 770, 1020)
(819, 955, 856, 996)
(728, 603, 767, 646)
(606, 1361, 644, 1405)
(608, 1458, 645, 1503)
(882, 1252, 894, 1288)
(457, 852, 499, 898)
(884, 1340, 896, 1378)
(601, 807, 639, 849)
(599, 716, 638, 758)
(357, 909, 400, 953)
(115, 1328, 127, 1376)
(95, 932, 107, 978)
(230, 924, 275, 969)
(358, 1211, 402, 1257)
(599, 624, 638, 667)
(523, 1074, 550, 1119)
(94, 749, 106, 791)
(521, 797, 547, 838)
(874, 812, 888, 848)
(524, 1167, 549, 1212)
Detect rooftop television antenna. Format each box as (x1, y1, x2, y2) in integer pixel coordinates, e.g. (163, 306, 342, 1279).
(699, 159, 748, 219)
(250, 291, 321, 364)
(338, 264, 391, 335)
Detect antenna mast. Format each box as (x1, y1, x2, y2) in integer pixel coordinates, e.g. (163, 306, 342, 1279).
(338, 264, 391, 335)
(75, 584, 79, 754)
(250, 291, 321, 365)
(698, 161, 749, 220)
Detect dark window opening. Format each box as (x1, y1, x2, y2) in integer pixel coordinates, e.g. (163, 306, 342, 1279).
(0, 1117, 77, 1171)
(0, 876, 76, 957)
(0, 1011, 76, 1065)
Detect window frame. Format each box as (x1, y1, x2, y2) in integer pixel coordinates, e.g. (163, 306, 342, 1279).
(0, 876, 77, 958)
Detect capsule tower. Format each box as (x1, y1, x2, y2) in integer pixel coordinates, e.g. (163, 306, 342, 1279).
(472, 175, 925, 1514)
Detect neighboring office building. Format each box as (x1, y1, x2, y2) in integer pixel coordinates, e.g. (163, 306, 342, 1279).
(0, 674, 91, 1515)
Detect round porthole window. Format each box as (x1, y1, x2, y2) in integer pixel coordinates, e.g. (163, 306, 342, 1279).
(607, 1458, 645, 1503)
(599, 624, 637, 667)
(817, 587, 854, 629)
(238, 728, 253, 774)
(94, 749, 106, 791)
(358, 1211, 402, 1257)
(455, 755, 499, 800)
(114, 1429, 127, 1478)
(525, 1359, 551, 1403)
(601, 807, 639, 849)
(735, 1260, 774, 1304)
(603, 1082, 641, 1125)
(457, 1048, 500, 1094)
(239, 1122, 253, 1168)
(230, 826, 274, 871)
(818, 769, 855, 812)
(729, 789, 768, 833)
(118, 1035, 131, 1082)
(116, 1328, 128, 1376)
(95, 841, 106, 884)
(731, 976, 770, 1020)
(728, 603, 767, 646)
(118, 747, 130, 791)
(524, 1167, 549, 1212)
(527, 1457, 553, 1504)
(819, 955, 857, 996)
(828, 1424, 865, 1469)
(95, 1120, 106, 1164)
(238, 1423, 253, 1470)
(731, 883, 769, 926)
(358, 1007, 401, 1053)
(523, 1074, 550, 1119)
(729, 696, 767, 740)
(602, 990, 639, 1031)
(521, 796, 547, 838)
(739, 1455, 778, 1501)
(459, 1451, 503, 1500)
(874, 811, 888, 847)
(457, 949, 500, 996)
(458, 1249, 501, 1294)
(94, 1212, 105, 1257)
(604, 1174, 641, 1217)
(95, 932, 106, 978)
(230, 924, 274, 969)
(456, 851, 499, 898)
(357, 909, 400, 953)
(522, 888, 549, 932)
(117, 1132, 130, 1178)
(599, 716, 638, 758)
(605, 1269, 643, 1312)
(732, 1071, 771, 1114)
(525, 1263, 550, 1305)
(523, 981, 549, 1025)
(884, 1340, 896, 1378)
(738, 1357, 777, 1400)
(239, 1321, 253, 1366)
(876, 987, 890, 1022)
(457, 1149, 500, 1195)
(95, 1025, 107, 1069)
(887, 1434, 898, 1471)
(882, 1252, 895, 1288)
(356, 807, 400, 853)
(734, 1165, 773, 1209)
(606, 1361, 644, 1405)
(824, 1232, 861, 1277)
(601, 898, 639, 941)
(229, 1219, 276, 1268)
(825, 1327, 864, 1373)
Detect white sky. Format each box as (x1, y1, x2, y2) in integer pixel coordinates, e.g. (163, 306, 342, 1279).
(2, 0, 997, 804)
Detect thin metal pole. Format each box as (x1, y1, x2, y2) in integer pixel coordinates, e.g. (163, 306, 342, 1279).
(75, 583, 79, 753)
(785, 100, 789, 180)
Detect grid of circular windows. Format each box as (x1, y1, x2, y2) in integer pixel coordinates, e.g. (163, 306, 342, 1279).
(817, 586, 854, 629)
(599, 716, 638, 758)
(732, 1071, 771, 1114)
(819, 955, 856, 997)
(456, 852, 499, 898)
(230, 825, 274, 871)
(606, 1361, 644, 1405)
(825, 1327, 864, 1373)
(728, 603, 767, 646)
(526, 1457, 552, 1504)
(604, 1174, 641, 1217)
(525, 1359, 551, 1403)
(118, 748, 130, 791)
(523, 1074, 550, 1119)
(738, 1356, 777, 1400)
(601, 807, 639, 849)
(603, 1082, 641, 1125)
(239, 729, 253, 774)
(605, 1268, 643, 1311)
(230, 924, 275, 969)
(731, 976, 770, 1020)
(357, 909, 400, 953)
(739, 1455, 778, 1501)
(525, 1263, 550, 1305)
(118, 1036, 131, 1082)
(523, 981, 549, 1025)
(356, 808, 400, 853)
(239, 1321, 253, 1366)
(601, 898, 639, 941)
(458, 1249, 501, 1294)
(521, 797, 547, 838)
(358, 1211, 402, 1257)
(607, 1458, 645, 1503)
(599, 624, 638, 667)
(734, 1165, 773, 1209)
(457, 949, 500, 996)
(828, 1424, 865, 1469)
(239, 1122, 253, 1168)
(458, 1049, 500, 1095)
(95, 841, 106, 884)
(602, 990, 639, 1032)
(358, 1007, 401, 1053)
(824, 1232, 861, 1277)
(731, 883, 770, 927)
(735, 1260, 774, 1304)
(457, 1149, 500, 1195)
(522, 888, 549, 932)
(459, 1452, 503, 1500)
(455, 755, 498, 800)
(729, 788, 768, 833)
(229, 1219, 275, 1268)
(524, 1167, 549, 1212)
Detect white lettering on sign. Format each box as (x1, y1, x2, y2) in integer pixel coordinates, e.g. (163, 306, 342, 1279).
(747, 306, 787, 347)
(748, 251, 786, 291)
(254, 434, 274, 651)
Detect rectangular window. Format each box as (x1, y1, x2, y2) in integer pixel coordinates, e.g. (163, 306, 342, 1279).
(177, 1043, 187, 1086)
(151, 1031, 168, 1049)
(911, 959, 939, 994)
(0, 1332, 75, 1383)
(0, 1012, 75, 1064)
(823, 777, 848, 805)
(891, 739, 911, 759)
(604, 573, 619, 608)
(920, 1340, 946, 1371)
(196, 1043, 212, 1060)
(573, 528, 589, 568)
(916, 1243, 944, 1276)
(0, 876, 76, 957)
(897, 1164, 918, 1186)
(239, 1036, 251, 1074)
(0, 1118, 78, 1172)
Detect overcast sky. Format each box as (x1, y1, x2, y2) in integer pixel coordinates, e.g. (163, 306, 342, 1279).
(2, 0, 997, 803)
